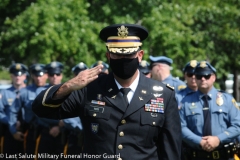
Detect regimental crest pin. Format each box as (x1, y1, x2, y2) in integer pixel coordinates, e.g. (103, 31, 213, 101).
(91, 123, 99, 134)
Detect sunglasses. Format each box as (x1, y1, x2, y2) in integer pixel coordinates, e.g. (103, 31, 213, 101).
(49, 73, 61, 77)
(196, 74, 212, 80)
(186, 73, 194, 78)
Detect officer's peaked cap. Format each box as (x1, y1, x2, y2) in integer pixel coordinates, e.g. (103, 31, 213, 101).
(45, 61, 64, 74)
(182, 60, 199, 74)
(149, 55, 173, 66)
(99, 24, 148, 55)
(9, 63, 28, 76)
(29, 64, 46, 76)
(72, 62, 88, 75)
(139, 60, 150, 74)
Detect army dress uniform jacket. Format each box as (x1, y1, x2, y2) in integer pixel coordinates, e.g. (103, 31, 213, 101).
(32, 72, 181, 160)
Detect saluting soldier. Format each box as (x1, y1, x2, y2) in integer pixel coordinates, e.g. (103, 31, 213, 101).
(32, 24, 181, 160)
(0, 63, 27, 158)
(176, 60, 199, 105)
(179, 61, 240, 160)
(150, 55, 186, 92)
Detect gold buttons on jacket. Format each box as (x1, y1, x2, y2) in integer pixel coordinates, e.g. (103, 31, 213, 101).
(119, 131, 124, 137)
(152, 122, 156, 125)
(118, 144, 123, 150)
(121, 119, 126, 124)
(93, 113, 97, 117)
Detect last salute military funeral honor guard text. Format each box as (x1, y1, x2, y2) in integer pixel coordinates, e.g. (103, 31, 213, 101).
(32, 24, 181, 160)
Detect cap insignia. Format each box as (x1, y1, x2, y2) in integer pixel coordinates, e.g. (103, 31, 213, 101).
(200, 61, 207, 68)
(141, 61, 147, 67)
(78, 62, 85, 69)
(51, 62, 57, 68)
(15, 64, 21, 70)
(97, 61, 103, 65)
(190, 60, 197, 68)
(117, 25, 128, 38)
(35, 65, 41, 71)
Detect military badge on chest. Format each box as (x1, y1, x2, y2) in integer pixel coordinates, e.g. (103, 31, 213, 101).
(144, 86, 164, 113)
(91, 123, 99, 134)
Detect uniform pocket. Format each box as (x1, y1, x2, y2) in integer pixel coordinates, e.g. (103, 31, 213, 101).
(84, 104, 112, 141)
(135, 109, 164, 147)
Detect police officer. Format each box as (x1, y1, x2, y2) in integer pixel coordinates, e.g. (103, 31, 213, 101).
(72, 62, 88, 76)
(20, 63, 48, 157)
(176, 60, 199, 105)
(0, 63, 28, 158)
(139, 60, 151, 78)
(150, 55, 186, 92)
(179, 61, 240, 160)
(36, 61, 65, 158)
(91, 60, 109, 75)
(32, 24, 181, 160)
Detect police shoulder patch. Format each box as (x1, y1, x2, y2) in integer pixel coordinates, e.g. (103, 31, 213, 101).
(166, 84, 174, 90)
(178, 85, 186, 91)
(232, 98, 240, 110)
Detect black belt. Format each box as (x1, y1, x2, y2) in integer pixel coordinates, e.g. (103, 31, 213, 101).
(188, 148, 228, 159)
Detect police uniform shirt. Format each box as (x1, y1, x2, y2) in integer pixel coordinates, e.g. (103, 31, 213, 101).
(21, 84, 48, 124)
(179, 87, 240, 149)
(32, 72, 181, 160)
(162, 75, 186, 92)
(0, 86, 26, 134)
(175, 86, 196, 105)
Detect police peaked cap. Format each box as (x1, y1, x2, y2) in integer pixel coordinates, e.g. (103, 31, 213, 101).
(29, 64, 47, 76)
(149, 55, 173, 66)
(72, 62, 88, 75)
(182, 60, 199, 74)
(45, 61, 64, 74)
(194, 61, 216, 75)
(139, 60, 150, 74)
(9, 63, 28, 76)
(91, 61, 109, 72)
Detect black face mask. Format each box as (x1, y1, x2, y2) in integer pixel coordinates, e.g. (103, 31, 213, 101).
(110, 57, 139, 79)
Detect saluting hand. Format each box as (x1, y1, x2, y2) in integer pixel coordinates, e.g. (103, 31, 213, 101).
(53, 64, 103, 99)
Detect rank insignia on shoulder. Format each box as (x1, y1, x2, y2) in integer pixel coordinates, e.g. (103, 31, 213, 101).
(232, 98, 239, 110)
(166, 84, 174, 90)
(91, 123, 99, 134)
(91, 100, 105, 106)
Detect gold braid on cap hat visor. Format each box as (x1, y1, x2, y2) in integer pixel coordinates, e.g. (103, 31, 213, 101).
(106, 36, 142, 54)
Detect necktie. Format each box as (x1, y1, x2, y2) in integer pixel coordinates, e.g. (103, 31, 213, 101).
(120, 88, 131, 107)
(202, 95, 212, 136)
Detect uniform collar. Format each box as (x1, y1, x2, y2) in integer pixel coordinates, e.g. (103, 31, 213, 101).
(114, 70, 140, 93)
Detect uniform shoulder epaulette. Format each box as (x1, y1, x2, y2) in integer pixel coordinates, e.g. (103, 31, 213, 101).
(166, 84, 174, 90)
